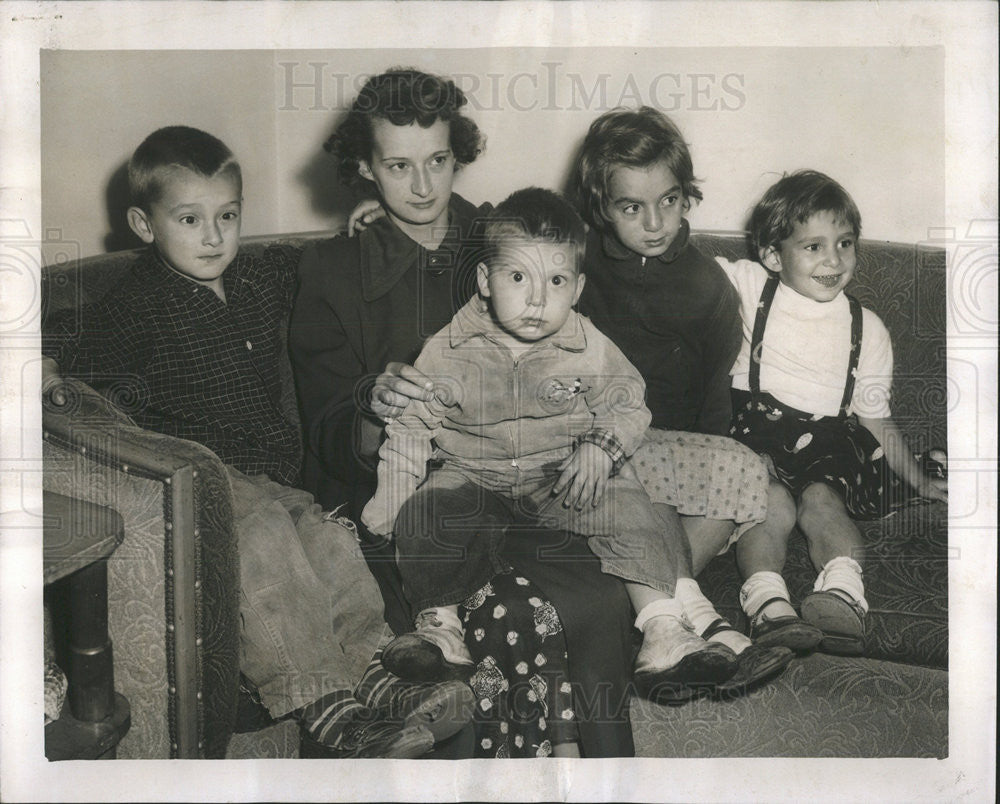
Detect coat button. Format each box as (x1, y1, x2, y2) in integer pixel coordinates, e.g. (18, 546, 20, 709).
(427, 253, 450, 277)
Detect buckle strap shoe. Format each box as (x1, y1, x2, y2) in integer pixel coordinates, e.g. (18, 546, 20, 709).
(715, 644, 794, 698)
(800, 590, 866, 655)
(748, 597, 824, 652)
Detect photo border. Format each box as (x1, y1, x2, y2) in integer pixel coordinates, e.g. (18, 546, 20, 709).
(2, 2, 996, 802)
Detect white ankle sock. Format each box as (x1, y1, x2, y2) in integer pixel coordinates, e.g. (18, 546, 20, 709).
(740, 571, 795, 620)
(418, 605, 464, 632)
(673, 578, 717, 632)
(814, 556, 868, 613)
(633, 597, 684, 632)
(674, 578, 751, 653)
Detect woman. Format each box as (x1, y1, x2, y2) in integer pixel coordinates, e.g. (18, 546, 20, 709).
(289, 68, 634, 758)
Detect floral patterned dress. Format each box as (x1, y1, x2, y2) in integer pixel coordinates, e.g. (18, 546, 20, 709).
(461, 571, 580, 758)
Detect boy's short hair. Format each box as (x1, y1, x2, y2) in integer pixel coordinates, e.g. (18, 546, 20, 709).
(325, 68, 484, 189)
(484, 187, 587, 271)
(128, 126, 241, 211)
(749, 169, 863, 256)
(576, 106, 702, 229)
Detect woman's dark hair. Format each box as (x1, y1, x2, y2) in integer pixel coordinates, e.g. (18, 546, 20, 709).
(325, 68, 484, 189)
(749, 169, 862, 257)
(576, 106, 702, 230)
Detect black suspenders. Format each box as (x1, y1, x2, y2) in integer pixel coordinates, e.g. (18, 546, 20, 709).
(749, 273, 863, 417)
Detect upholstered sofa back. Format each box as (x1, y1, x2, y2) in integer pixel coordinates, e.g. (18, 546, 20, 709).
(43, 231, 948, 450)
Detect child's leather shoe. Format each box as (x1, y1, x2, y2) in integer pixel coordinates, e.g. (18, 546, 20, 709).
(715, 644, 794, 698)
(633, 614, 738, 705)
(382, 609, 475, 683)
(748, 596, 824, 652)
(380, 679, 475, 743)
(800, 590, 866, 655)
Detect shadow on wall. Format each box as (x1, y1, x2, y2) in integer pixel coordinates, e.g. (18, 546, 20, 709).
(296, 109, 369, 227)
(104, 161, 145, 254)
(296, 143, 359, 222)
(560, 137, 586, 217)
(102, 131, 361, 252)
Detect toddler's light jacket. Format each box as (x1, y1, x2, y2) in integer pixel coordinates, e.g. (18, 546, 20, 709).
(361, 297, 651, 535)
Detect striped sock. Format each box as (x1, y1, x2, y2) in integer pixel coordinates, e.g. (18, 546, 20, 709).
(353, 647, 448, 720)
(297, 689, 368, 747)
(352, 645, 400, 713)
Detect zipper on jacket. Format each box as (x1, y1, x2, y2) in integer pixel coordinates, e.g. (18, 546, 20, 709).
(509, 358, 520, 469)
(506, 346, 549, 469)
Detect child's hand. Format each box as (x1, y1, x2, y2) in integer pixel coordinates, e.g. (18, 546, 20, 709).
(552, 442, 614, 510)
(916, 448, 948, 503)
(920, 476, 948, 503)
(861, 418, 950, 508)
(346, 199, 386, 236)
(41, 356, 68, 408)
(359, 500, 395, 540)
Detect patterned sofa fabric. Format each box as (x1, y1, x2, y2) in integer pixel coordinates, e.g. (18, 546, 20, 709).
(631, 652, 947, 758)
(42, 377, 240, 758)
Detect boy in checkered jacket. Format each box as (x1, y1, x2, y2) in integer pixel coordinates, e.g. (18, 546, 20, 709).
(42, 125, 474, 758)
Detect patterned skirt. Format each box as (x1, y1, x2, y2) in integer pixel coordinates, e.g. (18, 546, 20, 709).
(461, 571, 579, 758)
(630, 428, 770, 541)
(730, 390, 909, 519)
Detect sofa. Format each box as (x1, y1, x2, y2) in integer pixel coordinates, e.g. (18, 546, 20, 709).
(40, 230, 948, 760)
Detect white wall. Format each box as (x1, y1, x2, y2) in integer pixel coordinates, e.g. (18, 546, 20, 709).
(42, 47, 943, 257)
(41, 51, 279, 255)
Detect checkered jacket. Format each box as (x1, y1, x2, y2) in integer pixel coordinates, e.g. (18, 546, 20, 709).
(44, 246, 302, 487)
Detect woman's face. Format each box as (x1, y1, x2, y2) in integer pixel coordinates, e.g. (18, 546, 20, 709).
(359, 118, 456, 242)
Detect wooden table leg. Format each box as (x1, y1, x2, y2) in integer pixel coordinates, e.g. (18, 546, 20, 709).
(66, 558, 115, 722)
(43, 491, 130, 761)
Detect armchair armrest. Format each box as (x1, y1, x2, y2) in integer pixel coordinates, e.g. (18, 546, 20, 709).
(43, 377, 240, 758)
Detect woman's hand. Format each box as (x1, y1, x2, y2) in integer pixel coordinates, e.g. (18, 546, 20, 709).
(370, 362, 435, 422)
(552, 442, 614, 510)
(347, 199, 386, 237)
